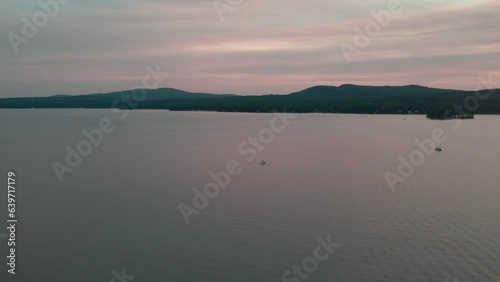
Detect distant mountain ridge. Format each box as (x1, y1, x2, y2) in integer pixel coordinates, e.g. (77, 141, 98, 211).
(289, 84, 463, 99)
(53, 87, 236, 100)
(1, 84, 471, 100)
(1, 85, 499, 119)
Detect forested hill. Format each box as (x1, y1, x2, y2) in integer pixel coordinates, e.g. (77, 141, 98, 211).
(1, 85, 499, 119)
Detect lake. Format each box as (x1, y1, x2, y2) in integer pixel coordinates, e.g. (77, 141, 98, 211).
(0, 109, 499, 282)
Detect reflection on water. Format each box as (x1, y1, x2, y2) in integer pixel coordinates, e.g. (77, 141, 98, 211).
(0, 110, 499, 282)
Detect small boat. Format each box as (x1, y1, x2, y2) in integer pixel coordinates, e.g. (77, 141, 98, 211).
(260, 160, 267, 166)
(435, 147, 443, 152)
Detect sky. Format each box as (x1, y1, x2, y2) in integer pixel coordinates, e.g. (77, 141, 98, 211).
(0, 0, 499, 97)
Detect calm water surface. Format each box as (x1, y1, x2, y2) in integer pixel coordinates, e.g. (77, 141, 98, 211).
(0, 110, 499, 282)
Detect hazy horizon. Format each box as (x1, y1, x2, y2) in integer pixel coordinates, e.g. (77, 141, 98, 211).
(4, 83, 500, 99)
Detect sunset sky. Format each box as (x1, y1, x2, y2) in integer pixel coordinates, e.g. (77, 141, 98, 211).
(1, 0, 499, 97)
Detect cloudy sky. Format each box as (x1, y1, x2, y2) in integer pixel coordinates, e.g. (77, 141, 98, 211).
(0, 0, 499, 97)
